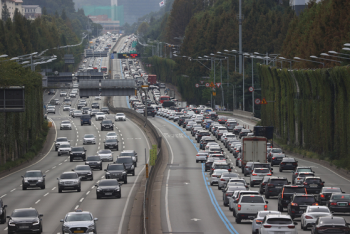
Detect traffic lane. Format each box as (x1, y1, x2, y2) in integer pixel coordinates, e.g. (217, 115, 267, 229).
(150, 117, 235, 234)
(76, 117, 150, 234)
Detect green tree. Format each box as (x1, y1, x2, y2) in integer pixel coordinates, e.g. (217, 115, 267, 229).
(137, 22, 150, 36)
(1, 2, 10, 22)
(61, 8, 67, 20)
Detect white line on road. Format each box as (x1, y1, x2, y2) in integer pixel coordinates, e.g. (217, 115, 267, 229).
(44, 193, 49, 196)
(122, 138, 124, 140)
(92, 186, 95, 189)
(59, 163, 62, 165)
(120, 134, 122, 136)
(86, 191, 90, 195)
(123, 146, 125, 148)
(75, 205, 79, 210)
(10, 189, 15, 192)
(4, 227, 8, 230)
(0, 194, 6, 198)
(52, 187, 56, 190)
(35, 199, 40, 204)
(45, 170, 50, 173)
(52, 166, 56, 169)
(64, 159, 67, 162)
(79, 198, 84, 202)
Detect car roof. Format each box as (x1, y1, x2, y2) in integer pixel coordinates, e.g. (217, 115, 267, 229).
(265, 214, 292, 219)
(122, 150, 135, 153)
(26, 170, 42, 173)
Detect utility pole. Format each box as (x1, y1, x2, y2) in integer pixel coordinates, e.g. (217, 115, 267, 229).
(251, 55, 254, 115)
(239, 0, 242, 74)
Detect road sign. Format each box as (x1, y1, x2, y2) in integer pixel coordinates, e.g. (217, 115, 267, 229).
(200, 81, 204, 84)
(205, 83, 210, 87)
(209, 82, 215, 88)
(213, 92, 216, 96)
(261, 98, 267, 105)
(117, 53, 140, 59)
(195, 84, 199, 88)
(249, 86, 254, 92)
(110, 53, 114, 59)
(254, 98, 261, 105)
(216, 83, 221, 88)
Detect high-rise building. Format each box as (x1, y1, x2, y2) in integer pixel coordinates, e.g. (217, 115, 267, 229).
(290, 0, 321, 16)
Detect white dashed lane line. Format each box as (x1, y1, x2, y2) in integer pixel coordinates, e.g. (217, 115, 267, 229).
(35, 199, 40, 204)
(44, 193, 49, 196)
(52, 187, 56, 190)
(86, 191, 90, 195)
(0, 194, 6, 198)
(75, 205, 79, 210)
(79, 198, 84, 202)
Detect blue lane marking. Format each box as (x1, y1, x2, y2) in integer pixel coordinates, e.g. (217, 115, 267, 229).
(155, 116, 239, 234)
(118, 54, 130, 109)
(206, 177, 208, 180)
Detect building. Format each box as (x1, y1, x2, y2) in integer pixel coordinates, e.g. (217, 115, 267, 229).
(88, 15, 120, 34)
(22, 5, 42, 20)
(290, 0, 322, 16)
(0, 0, 24, 20)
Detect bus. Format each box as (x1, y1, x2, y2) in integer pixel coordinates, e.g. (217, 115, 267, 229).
(101, 67, 107, 73)
(159, 95, 170, 104)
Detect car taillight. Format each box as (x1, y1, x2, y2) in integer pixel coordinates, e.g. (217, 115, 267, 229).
(236, 150, 239, 153)
(264, 205, 267, 210)
(252, 173, 257, 176)
(263, 225, 271, 228)
(320, 183, 324, 186)
(312, 203, 319, 205)
(228, 169, 232, 172)
(305, 215, 313, 219)
(238, 204, 241, 211)
(295, 172, 298, 175)
(330, 202, 337, 206)
(256, 219, 263, 224)
(287, 225, 295, 229)
(291, 202, 298, 206)
(272, 157, 275, 160)
(320, 194, 325, 198)
(245, 166, 249, 168)
(303, 182, 308, 185)
(280, 162, 285, 165)
(262, 183, 266, 186)
(220, 179, 226, 181)
(267, 184, 274, 187)
(267, 173, 272, 176)
(226, 193, 232, 196)
(196, 155, 199, 157)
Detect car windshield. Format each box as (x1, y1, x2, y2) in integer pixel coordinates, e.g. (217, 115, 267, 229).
(120, 152, 135, 156)
(108, 165, 125, 170)
(298, 168, 313, 172)
(99, 150, 112, 154)
(299, 173, 314, 177)
(271, 148, 282, 153)
(222, 173, 239, 177)
(309, 207, 330, 213)
(57, 138, 68, 142)
(85, 135, 94, 138)
(116, 114, 124, 116)
(24, 172, 42, 177)
(60, 173, 78, 179)
(75, 166, 90, 171)
(229, 180, 245, 184)
(87, 156, 100, 161)
(99, 180, 119, 186)
(97, 112, 104, 115)
(254, 168, 270, 173)
(323, 188, 342, 193)
(71, 147, 84, 152)
(59, 144, 70, 148)
(270, 179, 288, 185)
(12, 210, 38, 217)
(293, 196, 316, 203)
(66, 213, 92, 222)
(107, 133, 117, 136)
(215, 165, 230, 169)
(117, 158, 133, 163)
(266, 218, 292, 225)
(321, 218, 346, 225)
(74, 110, 80, 113)
(332, 195, 350, 200)
(284, 187, 306, 193)
(253, 164, 270, 169)
(106, 139, 117, 143)
(102, 121, 112, 124)
(62, 121, 70, 123)
(305, 178, 322, 183)
(240, 196, 264, 203)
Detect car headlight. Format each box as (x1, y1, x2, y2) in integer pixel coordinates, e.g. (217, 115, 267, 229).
(106, 172, 110, 174)
(115, 188, 120, 191)
(97, 161, 101, 164)
(24, 179, 28, 182)
(33, 219, 40, 225)
(87, 172, 92, 175)
(131, 165, 134, 169)
(59, 181, 64, 184)
(9, 220, 15, 226)
(38, 179, 43, 182)
(82, 152, 85, 154)
(97, 188, 101, 192)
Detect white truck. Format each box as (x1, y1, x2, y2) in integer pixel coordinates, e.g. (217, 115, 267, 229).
(234, 194, 268, 223)
(240, 136, 267, 173)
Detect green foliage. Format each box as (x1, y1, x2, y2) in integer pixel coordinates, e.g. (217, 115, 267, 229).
(0, 60, 48, 168)
(1, 2, 10, 22)
(259, 64, 350, 170)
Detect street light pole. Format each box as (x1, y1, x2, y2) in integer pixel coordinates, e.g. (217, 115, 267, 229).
(251, 55, 254, 115)
(239, 0, 242, 74)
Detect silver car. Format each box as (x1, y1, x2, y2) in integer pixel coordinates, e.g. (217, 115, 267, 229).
(185, 121, 196, 131)
(72, 110, 82, 118)
(300, 206, 331, 230)
(97, 149, 113, 161)
(47, 107, 56, 114)
(60, 120, 72, 130)
(115, 113, 126, 121)
(250, 168, 271, 187)
(225, 179, 249, 190)
(63, 105, 70, 111)
(58, 143, 71, 156)
(223, 184, 248, 206)
(60, 210, 98, 234)
(210, 169, 229, 186)
(83, 134, 96, 145)
(57, 172, 81, 193)
(218, 172, 240, 190)
(106, 132, 118, 140)
(252, 211, 281, 234)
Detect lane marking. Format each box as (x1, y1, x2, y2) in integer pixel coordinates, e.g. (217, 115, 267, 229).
(44, 193, 49, 196)
(75, 205, 79, 210)
(86, 191, 90, 195)
(59, 163, 62, 165)
(45, 170, 50, 173)
(35, 199, 40, 204)
(79, 198, 84, 202)
(52, 187, 56, 190)
(0, 194, 6, 198)
(52, 166, 56, 169)
(10, 189, 16, 192)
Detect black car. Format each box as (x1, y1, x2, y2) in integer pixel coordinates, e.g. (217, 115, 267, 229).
(178, 116, 190, 126)
(48, 89, 56, 95)
(233, 126, 244, 135)
(264, 177, 289, 198)
(270, 153, 286, 166)
(22, 170, 46, 190)
(279, 157, 298, 171)
(303, 177, 325, 194)
(77, 102, 85, 109)
(101, 119, 114, 131)
(327, 193, 350, 213)
(85, 156, 103, 170)
(96, 179, 122, 199)
(72, 165, 93, 181)
(197, 130, 211, 143)
(91, 102, 100, 109)
(311, 216, 350, 234)
(145, 107, 156, 117)
(0, 199, 6, 224)
(7, 208, 43, 233)
(104, 139, 119, 150)
(80, 114, 91, 126)
(119, 150, 138, 163)
(277, 185, 307, 211)
(199, 137, 216, 150)
(115, 157, 135, 175)
(69, 147, 86, 162)
(259, 176, 272, 194)
(104, 163, 128, 183)
(316, 187, 344, 205)
(100, 107, 110, 114)
(205, 158, 215, 172)
(57, 172, 81, 192)
(288, 194, 317, 219)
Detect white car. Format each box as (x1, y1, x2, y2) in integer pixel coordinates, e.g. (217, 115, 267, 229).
(72, 110, 82, 118)
(95, 96, 101, 100)
(300, 206, 331, 230)
(60, 120, 72, 130)
(63, 105, 70, 111)
(252, 211, 281, 234)
(95, 112, 106, 121)
(105, 132, 118, 140)
(136, 108, 144, 114)
(69, 108, 76, 116)
(115, 113, 126, 121)
(83, 134, 96, 145)
(97, 149, 113, 161)
(168, 112, 176, 120)
(58, 143, 71, 156)
(259, 214, 297, 234)
(47, 107, 56, 114)
(210, 169, 228, 186)
(60, 91, 67, 96)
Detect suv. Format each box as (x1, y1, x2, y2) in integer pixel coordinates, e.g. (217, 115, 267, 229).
(279, 157, 298, 171)
(292, 167, 314, 183)
(57, 143, 71, 156)
(250, 168, 271, 187)
(145, 107, 156, 117)
(104, 163, 128, 183)
(72, 165, 93, 181)
(251, 163, 273, 174)
(22, 170, 46, 190)
(91, 102, 100, 109)
(303, 177, 324, 194)
(119, 150, 138, 163)
(210, 162, 232, 174)
(267, 148, 283, 162)
(225, 121, 238, 132)
(288, 194, 317, 219)
(80, 114, 92, 126)
(7, 208, 43, 234)
(85, 156, 102, 170)
(57, 171, 81, 193)
(60, 210, 98, 234)
(115, 156, 135, 176)
(101, 119, 114, 131)
(277, 185, 307, 211)
(264, 177, 290, 198)
(259, 176, 272, 194)
(69, 147, 86, 162)
(100, 107, 110, 114)
(294, 172, 315, 185)
(235, 195, 268, 223)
